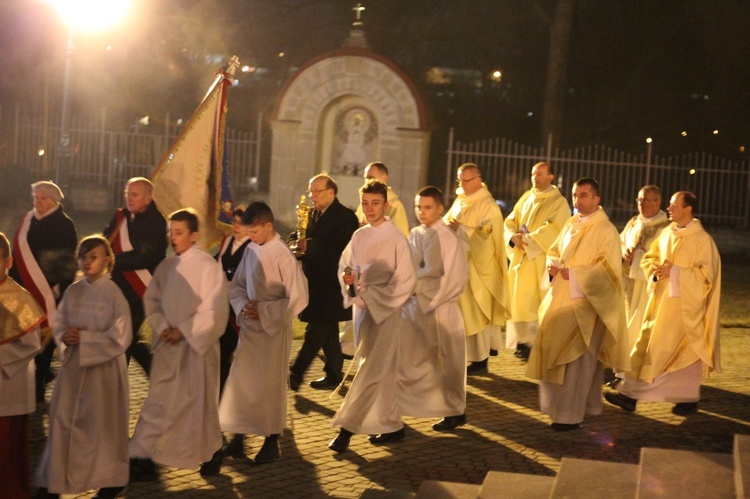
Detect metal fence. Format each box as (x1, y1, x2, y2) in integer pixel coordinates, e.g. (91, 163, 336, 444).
(445, 129, 750, 228)
(9, 105, 263, 211)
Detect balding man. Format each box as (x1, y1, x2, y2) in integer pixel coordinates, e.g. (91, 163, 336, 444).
(104, 177, 168, 376)
(619, 185, 669, 349)
(444, 163, 508, 375)
(289, 174, 359, 390)
(355, 162, 410, 236)
(605, 191, 721, 416)
(504, 162, 570, 361)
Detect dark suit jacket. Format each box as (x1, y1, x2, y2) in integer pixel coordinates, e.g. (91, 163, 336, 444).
(9, 205, 78, 300)
(103, 201, 168, 308)
(216, 237, 251, 282)
(298, 197, 359, 323)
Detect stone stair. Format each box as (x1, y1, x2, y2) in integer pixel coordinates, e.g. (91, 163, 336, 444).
(414, 434, 750, 498)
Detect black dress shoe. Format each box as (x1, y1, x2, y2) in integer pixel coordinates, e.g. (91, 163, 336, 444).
(514, 344, 531, 361)
(93, 486, 126, 498)
(289, 373, 301, 392)
(254, 434, 280, 463)
(369, 428, 405, 445)
(224, 434, 246, 457)
(199, 448, 226, 476)
(672, 402, 699, 415)
(489, 349, 499, 356)
(129, 458, 157, 482)
(310, 376, 341, 389)
(432, 414, 467, 431)
(467, 359, 488, 375)
(551, 422, 580, 431)
(329, 429, 353, 453)
(33, 488, 60, 499)
(604, 391, 637, 412)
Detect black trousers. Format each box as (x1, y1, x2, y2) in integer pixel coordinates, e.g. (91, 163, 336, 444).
(125, 295, 152, 375)
(219, 314, 239, 396)
(290, 321, 343, 381)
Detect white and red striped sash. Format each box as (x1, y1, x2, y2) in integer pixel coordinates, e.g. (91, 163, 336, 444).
(108, 210, 152, 298)
(12, 211, 56, 329)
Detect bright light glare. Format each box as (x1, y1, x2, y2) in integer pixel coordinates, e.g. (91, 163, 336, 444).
(646, 137, 652, 144)
(689, 168, 696, 175)
(47, 0, 131, 32)
(38, 149, 45, 156)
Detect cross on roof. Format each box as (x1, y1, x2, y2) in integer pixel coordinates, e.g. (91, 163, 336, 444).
(353, 3, 365, 22)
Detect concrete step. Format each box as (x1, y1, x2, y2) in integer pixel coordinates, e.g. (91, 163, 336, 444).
(638, 448, 734, 498)
(478, 470, 555, 498)
(550, 457, 639, 498)
(735, 435, 750, 499)
(415, 480, 481, 498)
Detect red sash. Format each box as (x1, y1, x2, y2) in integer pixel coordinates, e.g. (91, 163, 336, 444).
(108, 209, 152, 298)
(12, 212, 54, 330)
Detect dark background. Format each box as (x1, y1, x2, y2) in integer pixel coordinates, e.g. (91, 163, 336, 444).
(1, 0, 748, 166)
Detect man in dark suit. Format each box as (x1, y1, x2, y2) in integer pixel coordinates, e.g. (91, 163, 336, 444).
(289, 174, 359, 390)
(103, 177, 168, 376)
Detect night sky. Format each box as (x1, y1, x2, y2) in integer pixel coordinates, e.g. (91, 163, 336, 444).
(1, 0, 747, 160)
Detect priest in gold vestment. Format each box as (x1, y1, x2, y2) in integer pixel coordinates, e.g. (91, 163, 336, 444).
(605, 191, 721, 416)
(527, 178, 630, 431)
(504, 162, 570, 360)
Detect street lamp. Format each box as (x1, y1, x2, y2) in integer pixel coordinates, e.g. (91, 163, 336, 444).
(45, 0, 131, 184)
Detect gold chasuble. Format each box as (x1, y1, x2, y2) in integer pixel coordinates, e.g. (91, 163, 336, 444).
(504, 186, 570, 324)
(629, 219, 721, 382)
(0, 277, 45, 345)
(444, 185, 508, 336)
(527, 207, 630, 384)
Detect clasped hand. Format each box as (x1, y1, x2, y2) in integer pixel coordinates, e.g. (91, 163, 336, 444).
(62, 327, 81, 346)
(548, 264, 569, 280)
(160, 327, 184, 346)
(651, 260, 673, 280)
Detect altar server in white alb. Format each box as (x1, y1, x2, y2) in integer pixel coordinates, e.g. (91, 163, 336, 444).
(129, 208, 229, 481)
(329, 179, 416, 453)
(398, 186, 469, 431)
(219, 202, 309, 465)
(35, 236, 131, 499)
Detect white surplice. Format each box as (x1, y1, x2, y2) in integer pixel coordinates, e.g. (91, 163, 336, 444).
(398, 221, 468, 418)
(129, 246, 228, 469)
(333, 221, 416, 435)
(219, 234, 308, 436)
(36, 276, 131, 493)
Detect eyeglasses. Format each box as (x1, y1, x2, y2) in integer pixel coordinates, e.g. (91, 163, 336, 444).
(636, 198, 659, 204)
(308, 187, 332, 196)
(457, 176, 479, 184)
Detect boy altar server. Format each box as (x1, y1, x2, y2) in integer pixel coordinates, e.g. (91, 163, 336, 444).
(398, 187, 469, 431)
(0, 232, 43, 499)
(329, 179, 416, 453)
(129, 209, 229, 480)
(219, 202, 309, 464)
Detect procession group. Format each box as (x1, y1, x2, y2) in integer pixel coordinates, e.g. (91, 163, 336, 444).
(0, 159, 721, 498)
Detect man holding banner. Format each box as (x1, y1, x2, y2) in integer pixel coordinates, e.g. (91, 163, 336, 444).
(104, 177, 168, 376)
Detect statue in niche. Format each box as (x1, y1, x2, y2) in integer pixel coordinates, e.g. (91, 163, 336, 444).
(333, 107, 378, 176)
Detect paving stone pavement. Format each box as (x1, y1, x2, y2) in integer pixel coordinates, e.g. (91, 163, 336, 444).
(29, 327, 750, 498)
